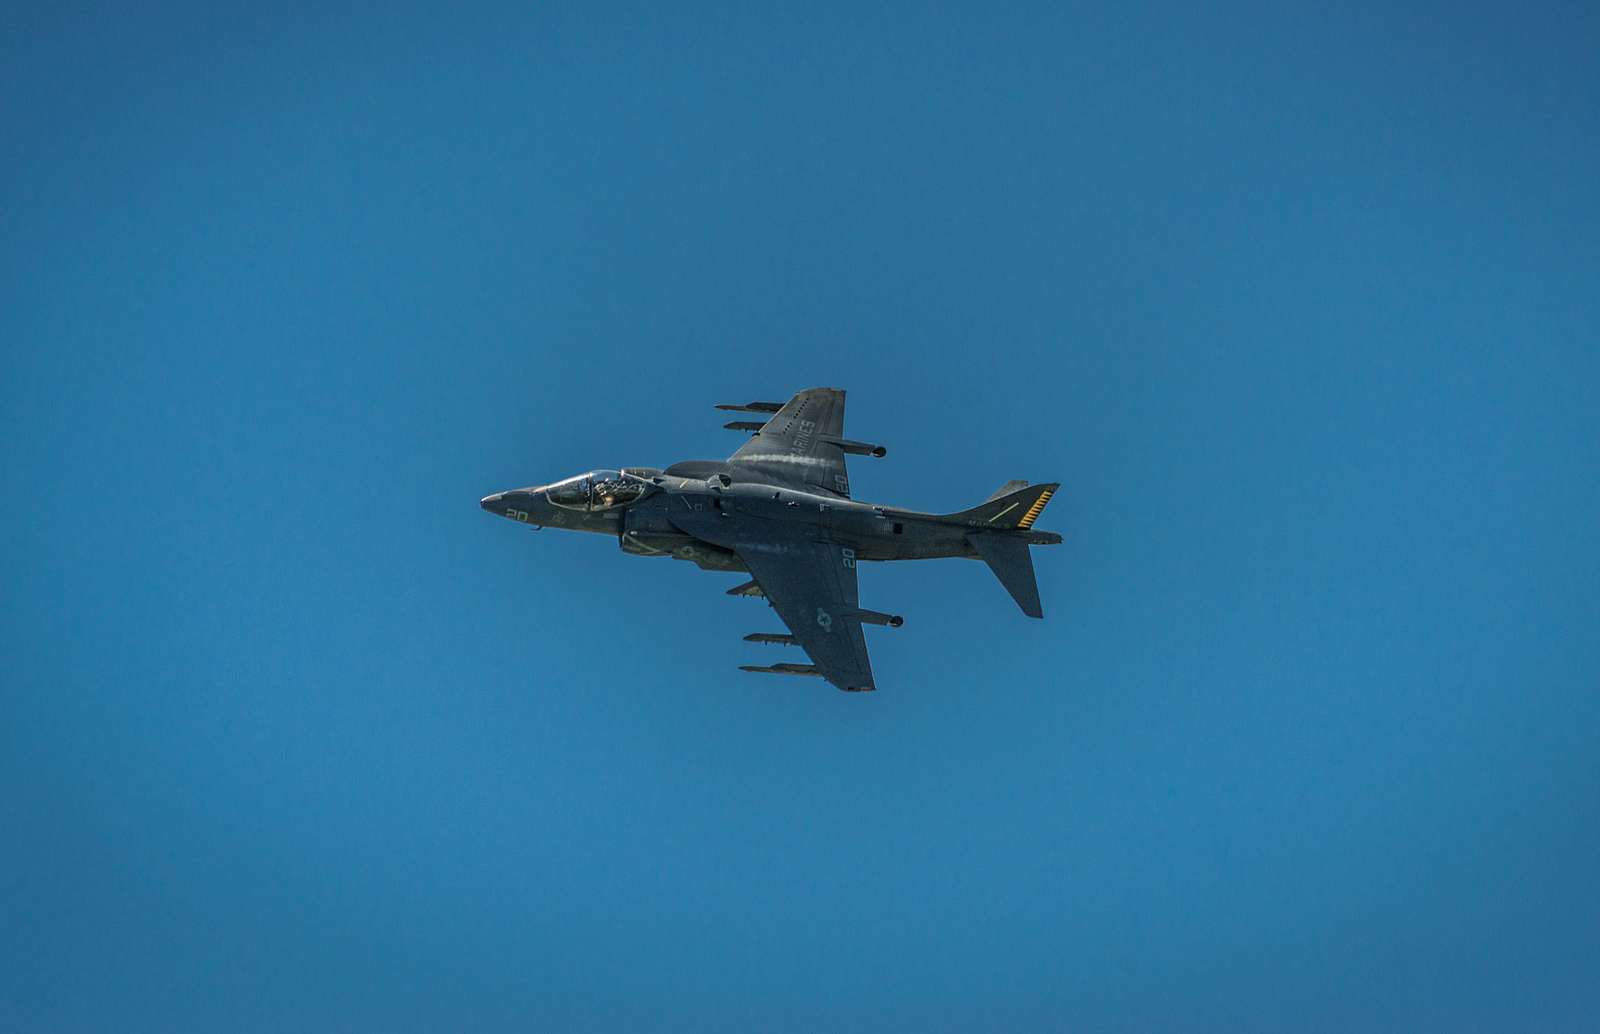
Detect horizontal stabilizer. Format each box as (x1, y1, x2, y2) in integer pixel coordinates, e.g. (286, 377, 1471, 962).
(715, 401, 784, 413)
(967, 532, 1044, 618)
(744, 632, 798, 645)
(727, 579, 766, 597)
(722, 421, 765, 432)
(984, 479, 1029, 503)
(819, 436, 887, 458)
(739, 663, 824, 677)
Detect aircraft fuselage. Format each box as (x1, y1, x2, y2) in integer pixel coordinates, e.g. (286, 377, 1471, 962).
(480, 468, 1059, 573)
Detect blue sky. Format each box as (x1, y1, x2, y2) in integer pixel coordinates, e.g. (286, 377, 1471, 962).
(4, 4, 1598, 1031)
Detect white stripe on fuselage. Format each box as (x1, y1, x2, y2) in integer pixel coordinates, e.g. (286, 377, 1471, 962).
(734, 453, 831, 467)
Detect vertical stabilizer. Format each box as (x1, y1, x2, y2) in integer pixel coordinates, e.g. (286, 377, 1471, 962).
(967, 533, 1044, 618)
(947, 483, 1059, 529)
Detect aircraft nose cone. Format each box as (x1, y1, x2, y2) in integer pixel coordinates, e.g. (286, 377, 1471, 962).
(480, 492, 504, 512)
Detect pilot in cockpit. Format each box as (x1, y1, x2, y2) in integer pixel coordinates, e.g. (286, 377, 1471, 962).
(548, 470, 646, 512)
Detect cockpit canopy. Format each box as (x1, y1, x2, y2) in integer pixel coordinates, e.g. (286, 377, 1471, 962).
(545, 469, 649, 511)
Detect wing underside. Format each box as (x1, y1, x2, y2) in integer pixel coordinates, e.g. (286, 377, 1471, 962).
(733, 538, 875, 692)
(727, 388, 852, 498)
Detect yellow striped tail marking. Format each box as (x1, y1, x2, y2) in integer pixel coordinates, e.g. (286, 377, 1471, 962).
(1017, 488, 1054, 529)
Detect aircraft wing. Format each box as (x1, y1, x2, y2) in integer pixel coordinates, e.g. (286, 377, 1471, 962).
(734, 538, 876, 692)
(727, 387, 853, 498)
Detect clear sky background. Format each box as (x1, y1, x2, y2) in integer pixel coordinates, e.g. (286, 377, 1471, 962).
(4, 4, 1597, 1031)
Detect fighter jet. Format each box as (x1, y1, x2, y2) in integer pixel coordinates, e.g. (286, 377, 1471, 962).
(479, 388, 1062, 692)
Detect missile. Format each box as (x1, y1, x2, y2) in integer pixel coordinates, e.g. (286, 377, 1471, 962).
(739, 663, 823, 677)
(744, 632, 799, 645)
(848, 608, 904, 627)
(820, 436, 887, 458)
(715, 401, 784, 413)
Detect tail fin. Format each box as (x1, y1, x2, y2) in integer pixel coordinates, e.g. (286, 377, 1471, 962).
(948, 482, 1059, 529)
(967, 533, 1044, 618)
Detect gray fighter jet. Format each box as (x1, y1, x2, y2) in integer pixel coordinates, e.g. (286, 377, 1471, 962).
(479, 388, 1062, 692)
